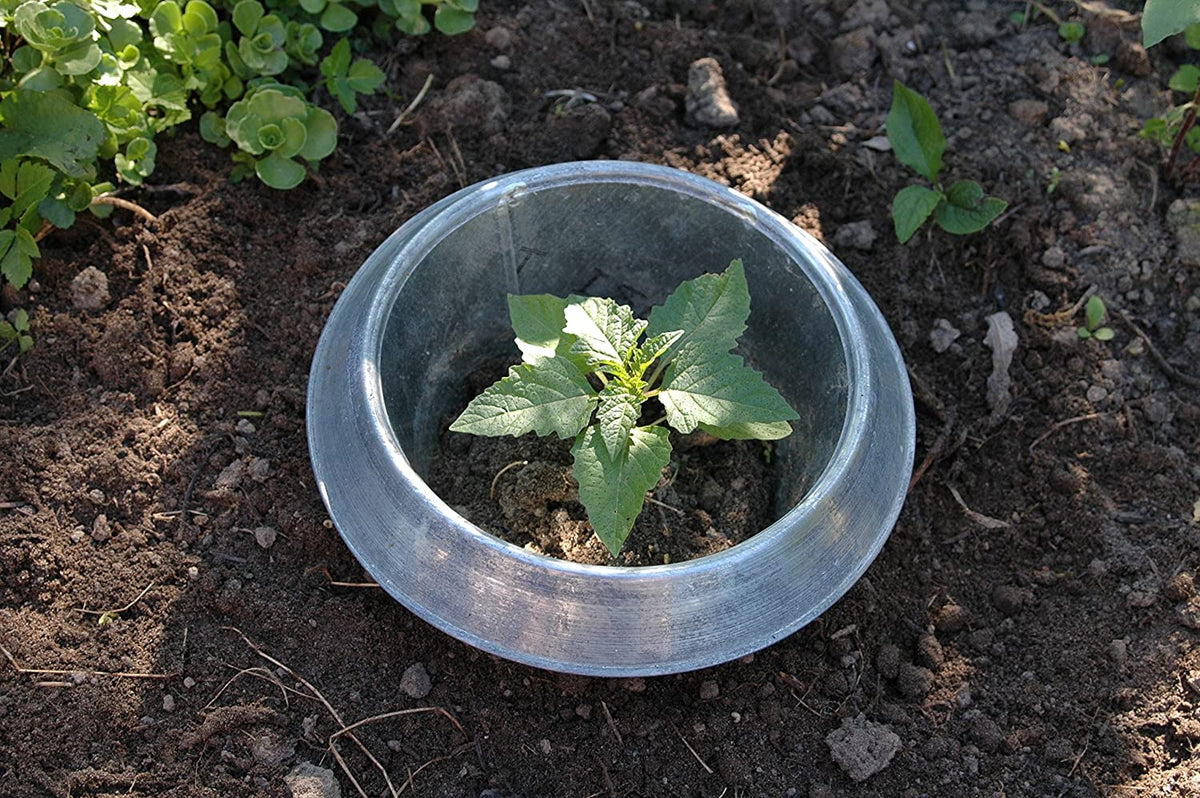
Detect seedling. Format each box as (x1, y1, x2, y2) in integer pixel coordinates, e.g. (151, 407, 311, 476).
(1077, 295, 1114, 341)
(0, 309, 34, 355)
(886, 81, 1008, 243)
(451, 260, 798, 558)
(1058, 21, 1084, 44)
(1141, 2, 1200, 179)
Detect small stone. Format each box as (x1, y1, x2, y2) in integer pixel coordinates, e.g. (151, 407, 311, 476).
(876, 644, 900, 680)
(896, 663, 933, 700)
(1008, 99, 1049, 125)
(387, 740, 403, 752)
(915, 635, 944, 671)
(400, 663, 432, 699)
(992, 585, 1025, 616)
(162, 694, 176, 712)
(1049, 116, 1086, 144)
(489, 55, 511, 70)
(829, 28, 876, 76)
(1167, 199, 1200, 267)
(253, 526, 277, 549)
(183, 677, 196, 689)
(247, 457, 270, 483)
(1041, 246, 1066, 269)
(825, 714, 902, 782)
(575, 704, 592, 719)
(285, 762, 342, 798)
(699, 679, 720, 700)
(1108, 639, 1129, 673)
(685, 57, 739, 128)
(621, 677, 646, 693)
(70, 267, 111, 310)
(235, 418, 256, 435)
(187, 566, 199, 580)
(91, 514, 112, 542)
(935, 603, 971, 633)
(1165, 573, 1196, 602)
(969, 715, 1005, 753)
(538, 738, 551, 755)
(929, 319, 961, 353)
(833, 220, 877, 252)
(1087, 385, 1108, 404)
(1115, 40, 1151, 77)
(484, 26, 513, 50)
(1177, 597, 1200, 629)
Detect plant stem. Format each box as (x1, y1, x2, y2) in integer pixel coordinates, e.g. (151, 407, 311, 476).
(645, 358, 667, 389)
(1166, 82, 1200, 180)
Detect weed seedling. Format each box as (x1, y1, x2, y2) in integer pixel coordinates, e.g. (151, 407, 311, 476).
(1140, 2, 1200, 178)
(1077, 295, 1114, 341)
(451, 260, 798, 558)
(886, 81, 1008, 243)
(1058, 21, 1084, 44)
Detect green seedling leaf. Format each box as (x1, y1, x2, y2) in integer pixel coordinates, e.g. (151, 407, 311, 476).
(450, 356, 597, 439)
(698, 420, 794, 441)
(658, 346, 798, 435)
(933, 180, 1007, 235)
(1077, 326, 1092, 339)
(232, 0, 264, 36)
(628, 329, 683, 377)
(434, 5, 474, 35)
(255, 151, 305, 189)
(0, 91, 105, 179)
(1093, 327, 1114, 341)
(1143, 0, 1200, 48)
(892, 184, 943, 243)
(1058, 21, 1084, 44)
(646, 259, 749, 358)
(1171, 65, 1200, 94)
(596, 382, 641, 458)
(0, 227, 39, 288)
(319, 2, 357, 32)
(1187, 23, 1200, 49)
(571, 425, 670, 557)
(1085, 295, 1106, 331)
(886, 80, 945, 183)
(508, 293, 570, 362)
(564, 296, 646, 372)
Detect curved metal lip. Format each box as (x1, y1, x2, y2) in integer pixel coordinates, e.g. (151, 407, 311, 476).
(308, 161, 915, 674)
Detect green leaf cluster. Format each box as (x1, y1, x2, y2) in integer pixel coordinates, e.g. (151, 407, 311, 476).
(0, 308, 34, 355)
(1143, 0, 1200, 49)
(886, 80, 1007, 244)
(451, 260, 799, 558)
(1139, 16, 1200, 165)
(1077, 295, 1114, 341)
(0, 0, 480, 325)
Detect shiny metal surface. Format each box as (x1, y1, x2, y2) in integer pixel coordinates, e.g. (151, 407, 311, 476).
(307, 161, 915, 676)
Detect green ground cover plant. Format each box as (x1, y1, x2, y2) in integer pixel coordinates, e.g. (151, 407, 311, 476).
(450, 260, 799, 558)
(1077, 295, 1114, 341)
(0, 0, 476, 303)
(1139, 0, 1200, 178)
(886, 81, 1007, 243)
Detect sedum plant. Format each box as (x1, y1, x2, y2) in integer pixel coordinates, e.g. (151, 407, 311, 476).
(887, 80, 1007, 243)
(0, 0, 481, 319)
(451, 260, 799, 558)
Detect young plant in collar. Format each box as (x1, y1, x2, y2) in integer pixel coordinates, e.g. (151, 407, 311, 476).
(450, 260, 799, 559)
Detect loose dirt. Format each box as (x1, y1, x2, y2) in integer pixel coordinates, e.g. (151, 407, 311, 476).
(3, 1, 1200, 796)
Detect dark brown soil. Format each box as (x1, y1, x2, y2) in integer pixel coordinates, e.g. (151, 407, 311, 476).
(429, 424, 774, 567)
(4, 1, 1200, 796)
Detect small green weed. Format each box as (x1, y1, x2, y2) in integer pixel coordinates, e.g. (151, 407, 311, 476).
(1140, 1, 1200, 179)
(451, 260, 798, 558)
(1058, 21, 1085, 44)
(886, 81, 1008, 243)
(1077, 296, 1114, 341)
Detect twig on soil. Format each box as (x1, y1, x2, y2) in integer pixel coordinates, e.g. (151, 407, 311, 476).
(75, 581, 154, 618)
(947, 485, 1010, 530)
(222, 627, 464, 798)
(1028, 412, 1107, 454)
(1024, 285, 1097, 329)
(599, 700, 623, 747)
(308, 565, 381, 589)
(206, 665, 297, 709)
(91, 195, 158, 224)
(672, 724, 713, 774)
(1, 643, 172, 680)
(387, 73, 435, 134)
(1116, 311, 1200, 389)
(644, 495, 684, 515)
(1016, 0, 1062, 25)
(908, 412, 963, 493)
(446, 131, 467, 188)
(490, 460, 527, 500)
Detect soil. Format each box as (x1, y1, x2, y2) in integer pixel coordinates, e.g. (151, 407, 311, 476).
(427, 361, 776, 567)
(3, 1, 1200, 796)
